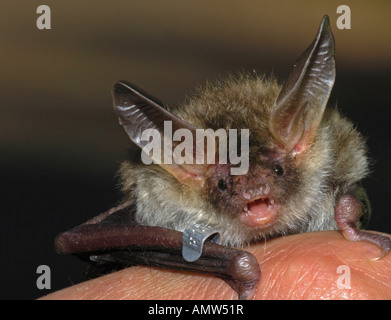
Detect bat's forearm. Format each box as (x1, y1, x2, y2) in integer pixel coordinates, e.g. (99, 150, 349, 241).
(55, 207, 260, 300)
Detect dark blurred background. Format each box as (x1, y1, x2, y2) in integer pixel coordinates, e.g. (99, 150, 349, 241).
(1, 1, 390, 299)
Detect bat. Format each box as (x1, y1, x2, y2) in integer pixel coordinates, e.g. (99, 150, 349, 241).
(54, 15, 391, 300)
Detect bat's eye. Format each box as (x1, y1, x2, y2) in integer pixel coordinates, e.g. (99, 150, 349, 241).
(274, 164, 284, 177)
(218, 179, 228, 191)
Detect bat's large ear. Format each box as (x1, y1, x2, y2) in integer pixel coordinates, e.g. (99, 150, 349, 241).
(112, 81, 206, 189)
(269, 15, 335, 155)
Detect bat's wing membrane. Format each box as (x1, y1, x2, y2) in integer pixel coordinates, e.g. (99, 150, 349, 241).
(54, 202, 260, 299)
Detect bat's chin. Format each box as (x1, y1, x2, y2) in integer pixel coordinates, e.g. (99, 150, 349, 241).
(239, 196, 280, 228)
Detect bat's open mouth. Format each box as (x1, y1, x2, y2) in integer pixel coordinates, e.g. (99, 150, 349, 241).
(240, 196, 280, 228)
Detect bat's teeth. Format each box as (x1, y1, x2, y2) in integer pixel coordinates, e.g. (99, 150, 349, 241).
(270, 199, 275, 205)
(264, 184, 270, 195)
(243, 191, 252, 200)
(243, 205, 248, 212)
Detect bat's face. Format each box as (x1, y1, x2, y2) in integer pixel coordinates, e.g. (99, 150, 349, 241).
(204, 148, 300, 229)
(185, 84, 301, 230)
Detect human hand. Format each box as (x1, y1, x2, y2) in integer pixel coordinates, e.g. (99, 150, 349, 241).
(41, 230, 391, 300)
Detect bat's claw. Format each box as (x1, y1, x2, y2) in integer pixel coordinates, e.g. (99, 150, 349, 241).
(222, 250, 261, 300)
(372, 248, 390, 261)
(342, 229, 391, 261)
(225, 278, 259, 300)
(370, 235, 391, 261)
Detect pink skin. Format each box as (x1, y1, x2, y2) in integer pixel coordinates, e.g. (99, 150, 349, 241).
(239, 181, 280, 228)
(240, 196, 280, 228)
